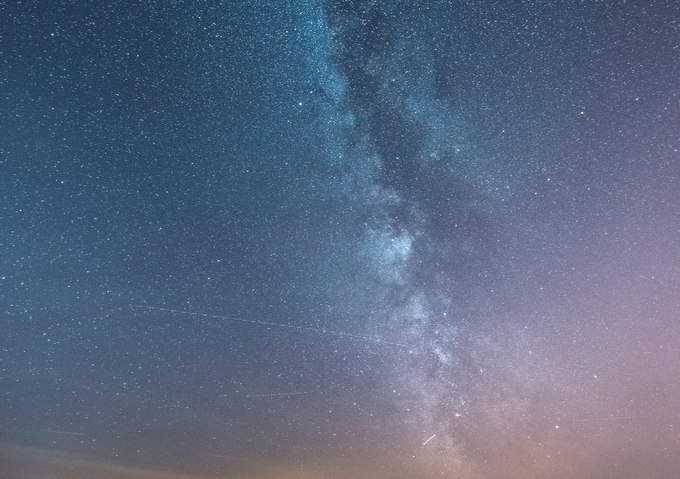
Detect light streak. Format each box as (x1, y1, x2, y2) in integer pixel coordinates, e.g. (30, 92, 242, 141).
(246, 391, 316, 398)
(565, 415, 640, 423)
(41, 429, 86, 437)
(130, 304, 411, 348)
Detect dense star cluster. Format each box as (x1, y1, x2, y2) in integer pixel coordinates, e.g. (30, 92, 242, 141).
(2, 1, 679, 478)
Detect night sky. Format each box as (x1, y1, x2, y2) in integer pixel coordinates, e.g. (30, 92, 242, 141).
(2, 1, 680, 478)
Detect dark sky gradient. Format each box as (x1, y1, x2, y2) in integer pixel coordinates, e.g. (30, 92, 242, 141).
(2, 1, 680, 478)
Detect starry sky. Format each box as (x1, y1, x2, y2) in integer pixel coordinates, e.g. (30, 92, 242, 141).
(2, 1, 680, 478)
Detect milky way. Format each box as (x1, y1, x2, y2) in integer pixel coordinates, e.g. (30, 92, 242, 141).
(2, 1, 680, 478)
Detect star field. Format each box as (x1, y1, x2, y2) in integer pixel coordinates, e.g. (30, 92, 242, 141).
(2, 1, 680, 478)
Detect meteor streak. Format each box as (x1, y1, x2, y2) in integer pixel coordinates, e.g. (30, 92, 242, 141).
(422, 434, 436, 446)
(131, 304, 410, 348)
(41, 429, 86, 437)
(246, 391, 316, 398)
